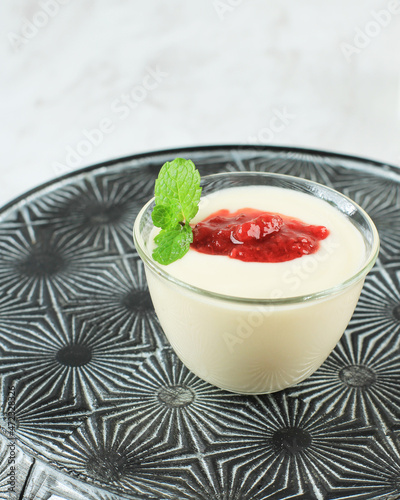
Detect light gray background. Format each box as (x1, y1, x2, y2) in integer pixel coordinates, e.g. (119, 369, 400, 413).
(1, 0, 400, 207)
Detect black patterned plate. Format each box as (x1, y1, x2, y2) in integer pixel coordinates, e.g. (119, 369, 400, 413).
(1, 146, 400, 500)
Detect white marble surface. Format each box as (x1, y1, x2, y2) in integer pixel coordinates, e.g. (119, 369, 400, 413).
(1, 0, 400, 207)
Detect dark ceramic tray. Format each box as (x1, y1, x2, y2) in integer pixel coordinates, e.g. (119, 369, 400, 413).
(1, 146, 400, 500)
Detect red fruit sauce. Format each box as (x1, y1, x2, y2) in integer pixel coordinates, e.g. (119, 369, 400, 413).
(191, 208, 329, 263)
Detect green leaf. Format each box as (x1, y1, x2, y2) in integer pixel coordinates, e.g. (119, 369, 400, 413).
(151, 158, 202, 265)
(151, 203, 182, 229)
(152, 224, 193, 265)
(154, 158, 202, 222)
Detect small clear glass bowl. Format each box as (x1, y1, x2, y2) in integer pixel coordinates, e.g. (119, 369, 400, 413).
(133, 172, 380, 394)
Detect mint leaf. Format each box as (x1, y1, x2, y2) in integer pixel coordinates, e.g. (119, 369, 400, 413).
(151, 203, 181, 229)
(153, 224, 193, 265)
(155, 158, 202, 222)
(151, 158, 202, 265)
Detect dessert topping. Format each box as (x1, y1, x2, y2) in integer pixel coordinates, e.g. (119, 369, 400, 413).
(191, 208, 329, 262)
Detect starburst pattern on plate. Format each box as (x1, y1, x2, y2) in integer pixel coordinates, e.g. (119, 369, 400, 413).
(54, 414, 213, 500)
(331, 161, 400, 208)
(227, 150, 338, 186)
(0, 225, 116, 304)
(27, 169, 155, 254)
(84, 350, 257, 499)
(325, 435, 400, 500)
(0, 315, 144, 409)
(207, 393, 374, 500)
(348, 269, 400, 339)
(100, 350, 246, 446)
(20, 459, 132, 500)
(0, 293, 44, 334)
(0, 380, 88, 460)
(61, 257, 165, 349)
(289, 327, 400, 426)
(179, 149, 234, 177)
(332, 174, 400, 261)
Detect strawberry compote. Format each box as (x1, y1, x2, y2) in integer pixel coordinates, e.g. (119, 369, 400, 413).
(191, 208, 329, 263)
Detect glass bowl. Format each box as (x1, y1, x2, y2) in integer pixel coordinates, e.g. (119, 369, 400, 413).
(133, 171, 380, 394)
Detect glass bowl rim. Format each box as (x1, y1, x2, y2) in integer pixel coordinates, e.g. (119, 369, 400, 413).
(133, 171, 380, 306)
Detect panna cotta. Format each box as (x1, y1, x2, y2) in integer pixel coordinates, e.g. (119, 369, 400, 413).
(151, 185, 366, 299)
(134, 172, 379, 394)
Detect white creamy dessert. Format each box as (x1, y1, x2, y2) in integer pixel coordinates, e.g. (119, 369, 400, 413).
(135, 175, 378, 394)
(151, 186, 366, 299)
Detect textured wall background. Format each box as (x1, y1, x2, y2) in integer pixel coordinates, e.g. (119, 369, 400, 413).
(1, 0, 400, 206)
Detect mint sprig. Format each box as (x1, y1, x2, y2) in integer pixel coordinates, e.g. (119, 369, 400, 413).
(151, 158, 201, 265)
